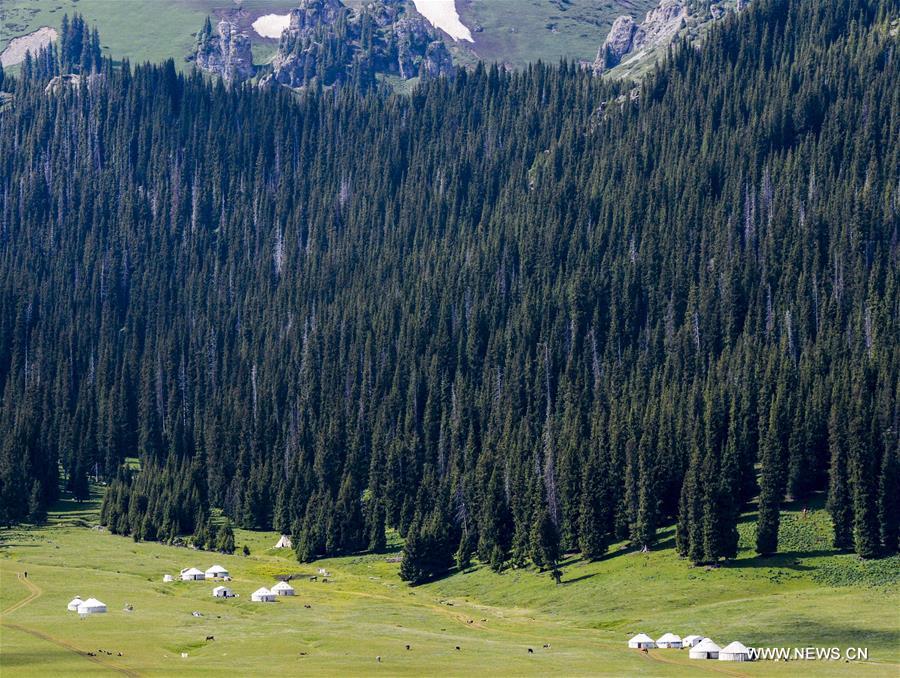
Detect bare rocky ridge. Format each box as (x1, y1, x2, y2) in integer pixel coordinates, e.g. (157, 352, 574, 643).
(594, 0, 749, 75)
(263, 0, 453, 89)
(194, 20, 255, 86)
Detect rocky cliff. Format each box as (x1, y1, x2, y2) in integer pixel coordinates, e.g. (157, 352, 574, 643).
(194, 19, 255, 86)
(594, 0, 748, 75)
(264, 0, 453, 90)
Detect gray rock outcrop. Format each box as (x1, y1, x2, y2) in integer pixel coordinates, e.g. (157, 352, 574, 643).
(264, 0, 453, 90)
(595, 0, 688, 72)
(194, 20, 255, 86)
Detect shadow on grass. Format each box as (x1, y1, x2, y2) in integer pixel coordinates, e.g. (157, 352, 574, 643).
(563, 573, 597, 585)
(725, 550, 840, 570)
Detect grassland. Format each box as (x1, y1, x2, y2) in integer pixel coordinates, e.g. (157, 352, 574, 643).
(455, 0, 659, 68)
(0, 0, 303, 69)
(1, 486, 898, 676)
(1, 0, 659, 73)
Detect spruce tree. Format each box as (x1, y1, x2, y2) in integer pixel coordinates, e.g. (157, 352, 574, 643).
(529, 503, 560, 571)
(827, 406, 853, 550)
(578, 452, 607, 560)
(877, 443, 899, 555)
(216, 520, 235, 554)
(27, 481, 46, 525)
(756, 401, 785, 556)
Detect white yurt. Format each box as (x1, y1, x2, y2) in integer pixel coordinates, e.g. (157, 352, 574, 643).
(251, 587, 276, 602)
(212, 585, 234, 598)
(689, 638, 721, 659)
(656, 633, 683, 649)
(181, 567, 205, 581)
(271, 580, 295, 596)
(163, 574, 174, 582)
(67, 596, 83, 612)
(719, 641, 752, 661)
(628, 633, 656, 649)
(205, 565, 229, 579)
(682, 635, 704, 647)
(274, 535, 292, 549)
(77, 598, 108, 615)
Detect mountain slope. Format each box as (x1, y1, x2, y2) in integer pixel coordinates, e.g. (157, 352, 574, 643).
(0, 0, 898, 579)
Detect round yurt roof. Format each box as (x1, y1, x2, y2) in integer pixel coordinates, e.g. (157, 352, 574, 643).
(272, 581, 294, 590)
(206, 565, 228, 573)
(629, 633, 654, 643)
(683, 635, 703, 642)
(252, 587, 272, 596)
(694, 638, 721, 652)
(657, 633, 681, 643)
(721, 641, 749, 654)
(183, 567, 204, 575)
(78, 598, 106, 609)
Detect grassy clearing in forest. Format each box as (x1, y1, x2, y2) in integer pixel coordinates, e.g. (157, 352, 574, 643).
(1, 488, 897, 676)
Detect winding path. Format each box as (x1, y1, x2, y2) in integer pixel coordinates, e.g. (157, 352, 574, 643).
(1, 572, 139, 677)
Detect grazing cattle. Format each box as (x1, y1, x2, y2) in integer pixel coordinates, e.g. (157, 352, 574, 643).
(455, 646, 461, 651)
(641, 648, 649, 654)
(405, 645, 411, 650)
(376, 656, 381, 663)
(467, 619, 473, 624)
(206, 636, 215, 641)
(304, 604, 312, 609)
(309, 576, 317, 582)
(543, 644, 551, 649)
(528, 648, 534, 654)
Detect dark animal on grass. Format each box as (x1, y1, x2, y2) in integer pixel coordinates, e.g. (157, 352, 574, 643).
(405, 645, 410, 650)
(528, 648, 534, 654)
(206, 636, 215, 641)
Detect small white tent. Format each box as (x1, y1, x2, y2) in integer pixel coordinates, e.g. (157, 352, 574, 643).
(181, 567, 205, 581)
(271, 580, 295, 596)
(719, 641, 751, 661)
(628, 633, 656, 649)
(205, 565, 229, 579)
(682, 635, 704, 647)
(251, 587, 276, 602)
(689, 638, 721, 659)
(212, 585, 234, 598)
(77, 598, 107, 615)
(656, 633, 683, 649)
(163, 574, 174, 582)
(274, 535, 292, 549)
(67, 596, 83, 612)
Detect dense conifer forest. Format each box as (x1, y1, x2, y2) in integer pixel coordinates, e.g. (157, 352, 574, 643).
(0, 0, 897, 583)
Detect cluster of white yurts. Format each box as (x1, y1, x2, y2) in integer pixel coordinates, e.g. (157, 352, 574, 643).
(66, 595, 108, 617)
(628, 633, 752, 661)
(162, 563, 298, 603)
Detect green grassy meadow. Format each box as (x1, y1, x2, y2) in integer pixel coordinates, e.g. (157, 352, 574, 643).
(456, 0, 659, 68)
(1, 487, 898, 676)
(1, 0, 660, 73)
(0, 0, 303, 69)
